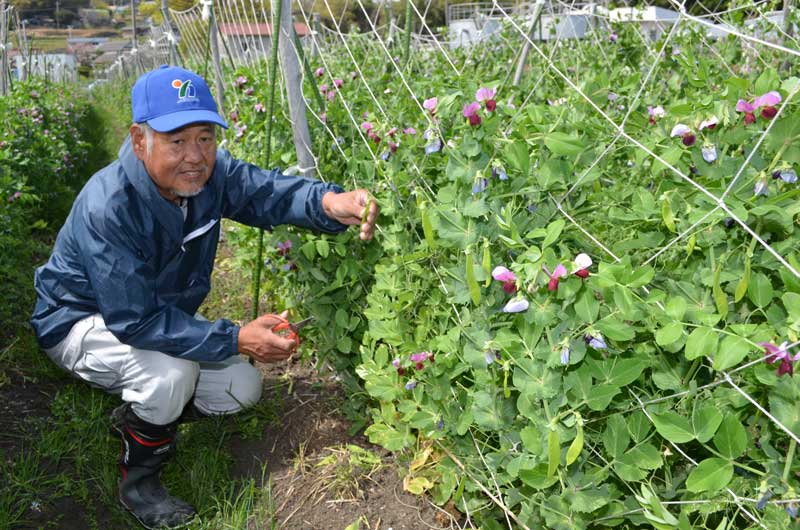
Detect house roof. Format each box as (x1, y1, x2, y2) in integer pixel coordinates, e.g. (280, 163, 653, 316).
(219, 22, 310, 37)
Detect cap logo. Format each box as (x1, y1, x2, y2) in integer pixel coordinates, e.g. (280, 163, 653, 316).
(171, 79, 197, 102)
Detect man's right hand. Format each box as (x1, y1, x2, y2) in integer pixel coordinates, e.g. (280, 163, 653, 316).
(238, 311, 297, 363)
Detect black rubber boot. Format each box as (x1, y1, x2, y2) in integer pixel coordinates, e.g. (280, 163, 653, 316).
(111, 403, 197, 529)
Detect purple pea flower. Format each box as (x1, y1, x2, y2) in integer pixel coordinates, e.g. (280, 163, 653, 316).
(702, 145, 717, 163)
(502, 297, 529, 313)
(425, 139, 443, 155)
(560, 346, 570, 365)
(608, 92, 618, 102)
(405, 380, 417, 390)
(472, 178, 488, 194)
(585, 333, 607, 350)
(491, 166, 508, 180)
(403, 127, 417, 135)
(754, 179, 769, 197)
(484, 351, 495, 365)
(380, 151, 391, 161)
(773, 168, 797, 183)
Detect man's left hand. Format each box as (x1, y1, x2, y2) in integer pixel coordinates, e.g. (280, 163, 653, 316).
(322, 190, 379, 241)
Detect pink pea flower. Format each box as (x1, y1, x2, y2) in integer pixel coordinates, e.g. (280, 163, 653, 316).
(423, 97, 437, 115)
(387, 127, 397, 137)
(543, 264, 568, 291)
(492, 266, 517, 294)
(254, 103, 265, 113)
(8, 191, 21, 202)
(320, 112, 327, 124)
(647, 105, 665, 125)
(573, 253, 592, 278)
(333, 78, 344, 88)
(670, 123, 696, 147)
(244, 87, 255, 97)
(699, 116, 718, 131)
(760, 341, 799, 377)
(463, 102, 481, 127)
(350, 71, 357, 80)
(476, 87, 497, 111)
(234, 123, 247, 140)
(361, 122, 374, 132)
(389, 141, 399, 153)
(609, 32, 618, 42)
(314, 67, 324, 77)
(736, 99, 757, 125)
(403, 127, 417, 135)
(502, 297, 529, 313)
(410, 351, 433, 370)
(754, 91, 781, 120)
(235, 75, 247, 88)
(327, 90, 335, 102)
(229, 109, 239, 122)
(319, 84, 328, 94)
(277, 240, 292, 256)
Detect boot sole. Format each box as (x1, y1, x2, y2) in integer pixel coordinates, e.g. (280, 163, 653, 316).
(120, 496, 197, 530)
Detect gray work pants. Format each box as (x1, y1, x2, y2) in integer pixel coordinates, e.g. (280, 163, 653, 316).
(44, 314, 262, 425)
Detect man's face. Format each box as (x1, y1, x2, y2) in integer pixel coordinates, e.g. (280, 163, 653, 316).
(130, 123, 217, 202)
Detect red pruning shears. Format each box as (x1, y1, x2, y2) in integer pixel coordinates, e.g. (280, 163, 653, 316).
(271, 316, 314, 346)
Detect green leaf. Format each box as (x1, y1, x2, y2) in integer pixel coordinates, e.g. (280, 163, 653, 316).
(585, 384, 621, 411)
(651, 411, 694, 443)
(520, 425, 543, 453)
(542, 219, 566, 249)
(519, 464, 558, 490)
(747, 272, 773, 307)
(769, 378, 800, 435)
(315, 239, 330, 258)
(665, 296, 688, 320)
(364, 422, 413, 451)
(547, 429, 560, 477)
(782, 292, 800, 321)
(685, 326, 718, 361)
(713, 335, 751, 371)
(505, 140, 530, 177)
(565, 487, 611, 513)
(603, 415, 630, 458)
(692, 403, 723, 443)
(656, 322, 684, 346)
(574, 289, 600, 323)
(544, 132, 585, 156)
(597, 318, 635, 341)
(713, 416, 747, 459)
(686, 458, 733, 493)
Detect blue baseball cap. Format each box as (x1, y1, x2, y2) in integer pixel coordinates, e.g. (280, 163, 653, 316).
(132, 65, 228, 132)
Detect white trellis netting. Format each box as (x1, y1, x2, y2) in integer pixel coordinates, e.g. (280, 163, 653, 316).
(104, 1, 800, 527)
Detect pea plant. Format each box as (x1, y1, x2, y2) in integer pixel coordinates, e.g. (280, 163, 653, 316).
(224, 20, 800, 529)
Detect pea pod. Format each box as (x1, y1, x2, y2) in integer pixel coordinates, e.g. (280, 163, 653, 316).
(465, 248, 481, 306)
(547, 428, 560, 477)
(482, 241, 492, 287)
(361, 195, 373, 226)
(566, 415, 584, 466)
(420, 204, 436, 250)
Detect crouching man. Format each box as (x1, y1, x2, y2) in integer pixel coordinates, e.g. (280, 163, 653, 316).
(30, 65, 378, 529)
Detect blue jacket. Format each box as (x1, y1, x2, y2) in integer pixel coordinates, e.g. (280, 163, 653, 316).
(31, 137, 346, 362)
